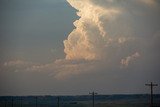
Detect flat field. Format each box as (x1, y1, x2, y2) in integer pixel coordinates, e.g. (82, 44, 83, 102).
(0, 94, 160, 107)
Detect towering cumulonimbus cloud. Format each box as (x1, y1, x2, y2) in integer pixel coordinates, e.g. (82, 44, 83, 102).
(64, 0, 121, 60)
(64, 0, 159, 63)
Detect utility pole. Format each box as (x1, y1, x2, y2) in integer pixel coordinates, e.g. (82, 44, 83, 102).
(20, 97, 22, 107)
(4, 98, 6, 107)
(145, 82, 158, 107)
(57, 96, 60, 107)
(12, 97, 13, 107)
(36, 96, 38, 107)
(89, 92, 97, 107)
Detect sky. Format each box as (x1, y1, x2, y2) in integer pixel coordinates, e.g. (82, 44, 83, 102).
(0, 0, 160, 96)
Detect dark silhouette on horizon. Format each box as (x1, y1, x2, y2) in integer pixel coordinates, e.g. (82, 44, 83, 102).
(145, 82, 158, 107)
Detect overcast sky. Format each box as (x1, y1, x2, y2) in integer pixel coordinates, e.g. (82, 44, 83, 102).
(0, 0, 160, 96)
